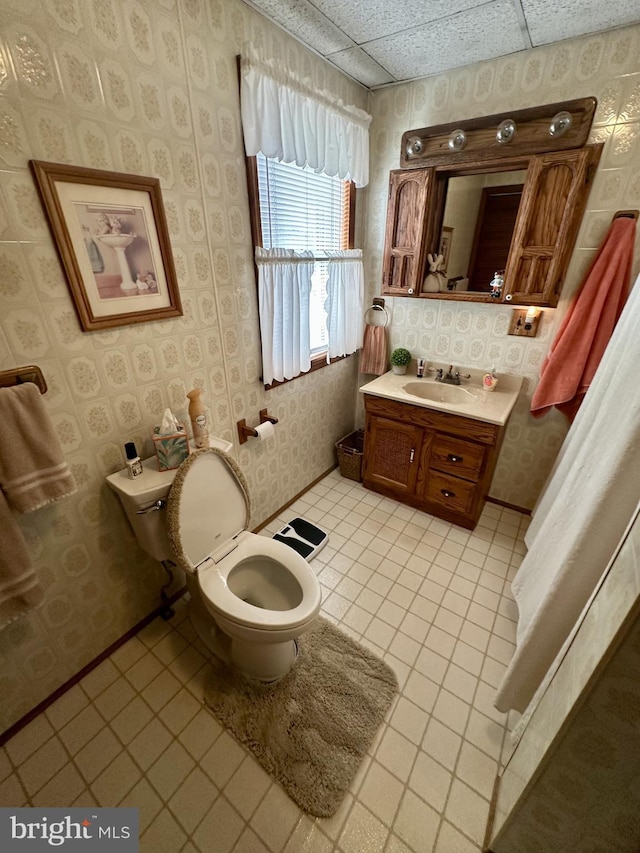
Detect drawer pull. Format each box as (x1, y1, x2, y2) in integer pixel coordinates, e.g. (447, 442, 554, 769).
(447, 454, 463, 463)
(410, 448, 415, 463)
(441, 489, 456, 498)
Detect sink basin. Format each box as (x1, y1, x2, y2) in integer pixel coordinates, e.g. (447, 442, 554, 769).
(402, 381, 478, 404)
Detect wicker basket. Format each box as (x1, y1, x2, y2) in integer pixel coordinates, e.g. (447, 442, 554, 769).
(336, 429, 365, 481)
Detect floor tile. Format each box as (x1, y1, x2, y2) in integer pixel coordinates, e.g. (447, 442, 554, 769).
(0, 473, 527, 853)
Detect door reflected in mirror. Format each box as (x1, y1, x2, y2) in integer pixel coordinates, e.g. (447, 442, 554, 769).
(440, 170, 526, 294)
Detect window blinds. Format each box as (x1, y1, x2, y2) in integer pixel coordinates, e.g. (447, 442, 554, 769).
(256, 154, 347, 252)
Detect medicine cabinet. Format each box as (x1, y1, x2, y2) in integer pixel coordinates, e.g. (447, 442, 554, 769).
(381, 98, 602, 307)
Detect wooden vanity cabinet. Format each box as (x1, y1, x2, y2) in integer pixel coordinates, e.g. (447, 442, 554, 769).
(362, 396, 505, 529)
(380, 145, 602, 307)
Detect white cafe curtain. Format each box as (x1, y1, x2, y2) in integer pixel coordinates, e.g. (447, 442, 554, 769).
(324, 250, 365, 359)
(255, 248, 314, 386)
(240, 56, 371, 189)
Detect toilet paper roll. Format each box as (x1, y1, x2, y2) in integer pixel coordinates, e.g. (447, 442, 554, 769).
(254, 420, 275, 441)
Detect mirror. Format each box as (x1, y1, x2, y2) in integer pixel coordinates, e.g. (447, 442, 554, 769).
(385, 98, 599, 306)
(439, 170, 526, 295)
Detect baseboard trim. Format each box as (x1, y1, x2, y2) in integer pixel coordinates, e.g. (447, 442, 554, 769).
(253, 464, 337, 533)
(0, 587, 187, 747)
(486, 496, 531, 516)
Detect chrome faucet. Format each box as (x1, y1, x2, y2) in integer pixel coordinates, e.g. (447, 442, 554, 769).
(436, 365, 471, 385)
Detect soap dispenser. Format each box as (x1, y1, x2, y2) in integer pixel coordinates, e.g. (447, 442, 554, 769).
(416, 358, 426, 378)
(483, 367, 498, 391)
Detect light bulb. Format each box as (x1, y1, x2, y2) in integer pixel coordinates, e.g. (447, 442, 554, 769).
(406, 137, 423, 157)
(447, 129, 467, 152)
(549, 111, 572, 137)
(496, 119, 516, 144)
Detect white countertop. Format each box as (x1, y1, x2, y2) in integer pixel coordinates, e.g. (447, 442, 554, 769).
(359, 365, 523, 426)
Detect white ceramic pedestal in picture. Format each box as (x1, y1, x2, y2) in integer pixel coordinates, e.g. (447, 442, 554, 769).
(100, 233, 137, 291)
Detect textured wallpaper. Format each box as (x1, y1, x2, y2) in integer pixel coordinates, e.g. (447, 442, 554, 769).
(0, 0, 365, 734)
(362, 24, 640, 509)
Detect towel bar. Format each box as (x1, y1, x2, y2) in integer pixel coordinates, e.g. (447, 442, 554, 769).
(364, 302, 389, 326)
(0, 365, 47, 394)
(613, 209, 639, 221)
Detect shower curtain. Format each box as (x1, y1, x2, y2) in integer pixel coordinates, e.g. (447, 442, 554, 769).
(494, 273, 640, 714)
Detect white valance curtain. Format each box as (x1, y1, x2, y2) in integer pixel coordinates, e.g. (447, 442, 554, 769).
(324, 250, 364, 359)
(242, 56, 369, 384)
(240, 56, 371, 189)
(255, 249, 314, 386)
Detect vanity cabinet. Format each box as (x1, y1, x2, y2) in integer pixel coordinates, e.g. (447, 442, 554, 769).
(381, 145, 602, 307)
(362, 396, 505, 529)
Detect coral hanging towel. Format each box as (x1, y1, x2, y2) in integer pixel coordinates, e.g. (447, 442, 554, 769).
(531, 215, 636, 422)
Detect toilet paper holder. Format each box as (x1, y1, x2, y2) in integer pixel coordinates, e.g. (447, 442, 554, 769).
(237, 409, 279, 444)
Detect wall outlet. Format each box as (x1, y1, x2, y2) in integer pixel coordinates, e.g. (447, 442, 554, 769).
(508, 308, 541, 337)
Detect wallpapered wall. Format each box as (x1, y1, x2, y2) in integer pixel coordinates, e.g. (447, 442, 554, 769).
(0, 0, 366, 734)
(362, 24, 640, 509)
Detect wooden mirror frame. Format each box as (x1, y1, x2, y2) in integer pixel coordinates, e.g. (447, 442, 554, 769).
(382, 99, 601, 306)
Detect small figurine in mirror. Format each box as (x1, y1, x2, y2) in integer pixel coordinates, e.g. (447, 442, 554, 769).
(489, 270, 504, 298)
(423, 253, 447, 293)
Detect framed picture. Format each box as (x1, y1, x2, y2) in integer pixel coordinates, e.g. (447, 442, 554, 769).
(30, 160, 182, 331)
(439, 226, 453, 271)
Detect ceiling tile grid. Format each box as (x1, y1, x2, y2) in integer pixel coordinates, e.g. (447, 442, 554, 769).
(360, 0, 527, 82)
(242, 0, 640, 88)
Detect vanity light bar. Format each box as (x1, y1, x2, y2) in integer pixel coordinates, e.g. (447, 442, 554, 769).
(399, 97, 596, 168)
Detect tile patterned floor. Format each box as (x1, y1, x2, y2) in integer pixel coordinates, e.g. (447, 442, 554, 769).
(0, 470, 526, 852)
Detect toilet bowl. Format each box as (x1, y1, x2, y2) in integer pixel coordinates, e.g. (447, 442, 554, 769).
(107, 445, 321, 682)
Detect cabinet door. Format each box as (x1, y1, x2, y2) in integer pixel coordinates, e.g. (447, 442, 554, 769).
(502, 145, 602, 307)
(363, 415, 422, 495)
(381, 169, 434, 296)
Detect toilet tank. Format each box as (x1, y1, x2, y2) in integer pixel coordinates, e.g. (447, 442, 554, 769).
(106, 456, 176, 561)
(106, 438, 234, 562)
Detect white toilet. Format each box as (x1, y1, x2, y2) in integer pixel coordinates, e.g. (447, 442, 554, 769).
(107, 444, 321, 682)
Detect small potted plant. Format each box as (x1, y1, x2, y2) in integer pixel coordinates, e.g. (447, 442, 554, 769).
(390, 347, 412, 375)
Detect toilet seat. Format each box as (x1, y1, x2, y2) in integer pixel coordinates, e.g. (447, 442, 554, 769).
(198, 532, 320, 631)
(167, 448, 321, 632)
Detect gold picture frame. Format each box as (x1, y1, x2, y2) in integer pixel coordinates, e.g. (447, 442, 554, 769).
(30, 160, 182, 331)
(439, 226, 453, 271)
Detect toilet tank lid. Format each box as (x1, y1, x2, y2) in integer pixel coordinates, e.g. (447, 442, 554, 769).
(106, 456, 176, 505)
(167, 448, 251, 573)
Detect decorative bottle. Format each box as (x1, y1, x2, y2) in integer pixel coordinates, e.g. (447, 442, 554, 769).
(187, 388, 209, 448)
(483, 367, 498, 392)
(125, 441, 143, 479)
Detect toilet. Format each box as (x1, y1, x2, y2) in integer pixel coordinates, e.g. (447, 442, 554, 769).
(107, 445, 321, 682)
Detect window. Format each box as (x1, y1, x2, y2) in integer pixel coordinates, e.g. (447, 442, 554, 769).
(251, 153, 354, 357)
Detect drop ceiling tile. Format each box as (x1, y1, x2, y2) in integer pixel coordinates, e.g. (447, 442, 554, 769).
(328, 47, 394, 88)
(521, 0, 640, 47)
(362, 1, 527, 82)
(310, 0, 486, 45)
(246, 0, 355, 56)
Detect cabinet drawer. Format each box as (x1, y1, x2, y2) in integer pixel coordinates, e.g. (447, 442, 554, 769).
(426, 471, 477, 516)
(430, 435, 485, 481)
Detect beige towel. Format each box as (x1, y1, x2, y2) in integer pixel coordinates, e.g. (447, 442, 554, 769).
(359, 324, 388, 375)
(0, 383, 77, 628)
